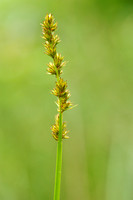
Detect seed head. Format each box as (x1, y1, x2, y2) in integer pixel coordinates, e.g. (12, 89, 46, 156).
(42, 13, 74, 141)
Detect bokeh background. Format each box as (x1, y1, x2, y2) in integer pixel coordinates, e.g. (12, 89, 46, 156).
(1, 0, 133, 199)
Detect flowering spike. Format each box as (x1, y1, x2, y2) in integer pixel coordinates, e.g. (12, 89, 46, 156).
(41, 13, 74, 140)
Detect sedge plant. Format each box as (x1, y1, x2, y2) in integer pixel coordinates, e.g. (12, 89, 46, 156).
(41, 14, 74, 200)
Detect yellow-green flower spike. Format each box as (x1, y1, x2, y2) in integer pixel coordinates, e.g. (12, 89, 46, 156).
(42, 13, 73, 141)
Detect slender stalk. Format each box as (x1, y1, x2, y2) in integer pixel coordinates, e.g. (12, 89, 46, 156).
(54, 70, 62, 200)
(54, 101, 62, 200)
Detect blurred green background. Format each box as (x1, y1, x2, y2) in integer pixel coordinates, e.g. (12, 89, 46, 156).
(0, 0, 133, 199)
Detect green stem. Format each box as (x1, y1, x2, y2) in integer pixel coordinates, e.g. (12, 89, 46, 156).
(54, 71, 63, 200)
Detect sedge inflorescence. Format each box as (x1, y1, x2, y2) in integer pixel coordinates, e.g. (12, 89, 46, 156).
(41, 13, 73, 141)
